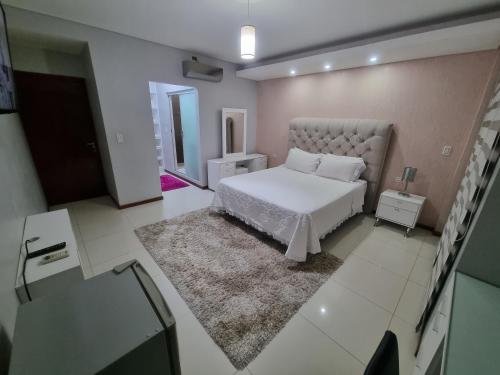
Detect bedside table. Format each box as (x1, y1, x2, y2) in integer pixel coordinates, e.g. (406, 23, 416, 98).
(375, 190, 426, 237)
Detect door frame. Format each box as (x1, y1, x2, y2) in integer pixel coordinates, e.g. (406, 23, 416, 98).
(167, 93, 180, 174)
(166, 88, 203, 184)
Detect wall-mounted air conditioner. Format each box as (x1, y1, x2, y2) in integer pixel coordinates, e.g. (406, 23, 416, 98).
(182, 57, 223, 82)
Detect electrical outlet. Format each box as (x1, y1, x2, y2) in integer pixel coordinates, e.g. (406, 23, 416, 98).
(442, 145, 452, 156)
(395, 176, 402, 183)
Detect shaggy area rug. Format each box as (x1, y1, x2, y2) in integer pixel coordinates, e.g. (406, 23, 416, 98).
(135, 208, 343, 369)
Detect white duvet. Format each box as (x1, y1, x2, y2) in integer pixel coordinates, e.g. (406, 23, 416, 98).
(211, 166, 366, 261)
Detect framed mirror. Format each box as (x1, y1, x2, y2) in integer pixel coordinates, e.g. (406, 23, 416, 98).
(222, 108, 246, 158)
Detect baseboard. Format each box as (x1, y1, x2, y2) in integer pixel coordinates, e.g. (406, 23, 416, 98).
(111, 195, 163, 209)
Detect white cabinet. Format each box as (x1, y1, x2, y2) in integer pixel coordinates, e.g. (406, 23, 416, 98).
(208, 153, 267, 190)
(375, 189, 426, 236)
(15, 209, 84, 303)
(414, 276, 454, 375)
(223, 162, 237, 177)
(247, 156, 267, 172)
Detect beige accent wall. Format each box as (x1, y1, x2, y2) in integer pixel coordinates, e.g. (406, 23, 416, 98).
(256, 51, 498, 230)
(434, 51, 500, 231)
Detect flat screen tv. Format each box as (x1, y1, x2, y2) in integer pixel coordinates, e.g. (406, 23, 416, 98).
(0, 2, 16, 114)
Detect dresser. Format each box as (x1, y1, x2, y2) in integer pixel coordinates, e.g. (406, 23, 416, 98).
(15, 209, 84, 303)
(207, 153, 267, 190)
(375, 189, 426, 236)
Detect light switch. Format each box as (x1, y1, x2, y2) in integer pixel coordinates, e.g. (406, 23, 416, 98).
(442, 145, 452, 156)
(116, 133, 124, 144)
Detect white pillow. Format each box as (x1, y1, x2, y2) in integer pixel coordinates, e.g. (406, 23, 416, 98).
(285, 148, 321, 174)
(316, 154, 366, 182)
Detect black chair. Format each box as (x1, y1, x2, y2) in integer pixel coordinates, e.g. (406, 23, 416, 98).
(364, 330, 399, 375)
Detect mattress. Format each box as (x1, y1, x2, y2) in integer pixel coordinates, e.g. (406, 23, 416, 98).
(211, 166, 367, 261)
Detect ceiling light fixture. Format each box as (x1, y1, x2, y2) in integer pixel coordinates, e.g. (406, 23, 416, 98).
(241, 0, 256, 60)
(324, 64, 332, 70)
(290, 69, 296, 76)
(369, 56, 378, 63)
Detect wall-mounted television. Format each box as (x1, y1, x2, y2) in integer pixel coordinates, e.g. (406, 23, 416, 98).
(0, 2, 16, 114)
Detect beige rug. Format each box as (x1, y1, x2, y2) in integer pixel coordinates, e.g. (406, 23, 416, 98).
(135, 208, 343, 369)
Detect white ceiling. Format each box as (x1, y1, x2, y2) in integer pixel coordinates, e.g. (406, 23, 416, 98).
(237, 18, 500, 80)
(4, 0, 499, 63)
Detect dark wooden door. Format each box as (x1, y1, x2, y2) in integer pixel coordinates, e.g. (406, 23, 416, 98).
(15, 71, 107, 205)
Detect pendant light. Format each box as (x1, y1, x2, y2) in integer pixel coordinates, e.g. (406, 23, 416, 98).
(240, 0, 255, 60)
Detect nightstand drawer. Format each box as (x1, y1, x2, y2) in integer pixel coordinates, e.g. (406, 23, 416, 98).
(377, 204, 416, 227)
(249, 157, 267, 172)
(380, 195, 419, 213)
(220, 163, 236, 177)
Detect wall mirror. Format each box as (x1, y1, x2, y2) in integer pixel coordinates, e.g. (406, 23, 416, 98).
(222, 108, 246, 158)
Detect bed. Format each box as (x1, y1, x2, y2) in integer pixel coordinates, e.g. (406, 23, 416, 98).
(211, 118, 393, 261)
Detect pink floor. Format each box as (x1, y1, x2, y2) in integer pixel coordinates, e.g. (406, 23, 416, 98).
(160, 174, 189, 192)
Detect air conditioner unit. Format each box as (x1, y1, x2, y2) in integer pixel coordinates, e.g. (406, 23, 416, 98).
(182, 58, 223, 82)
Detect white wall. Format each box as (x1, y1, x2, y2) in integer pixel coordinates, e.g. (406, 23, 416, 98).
(82, 46, 119, 200)
(0, 114, 46, 345)
(9, 41, 119, 203)
(10, 43, 86, 77)
(5, 6, 257, 205)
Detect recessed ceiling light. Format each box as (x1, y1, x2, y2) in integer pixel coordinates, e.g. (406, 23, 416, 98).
(324, 64, 331, 70)
(290, 69, 296, 76)
(369, 56, 378, 63)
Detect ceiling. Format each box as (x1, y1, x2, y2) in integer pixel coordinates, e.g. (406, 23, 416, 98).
(4, 0, 500, 64)
(237, 18, 500, 80)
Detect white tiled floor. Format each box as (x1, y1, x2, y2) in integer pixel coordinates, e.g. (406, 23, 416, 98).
(51, 186, 438, 375)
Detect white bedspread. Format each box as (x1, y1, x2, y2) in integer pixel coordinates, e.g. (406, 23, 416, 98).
(211, 166, 366, 261)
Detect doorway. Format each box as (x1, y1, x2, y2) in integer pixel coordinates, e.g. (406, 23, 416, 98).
(149, 82, 202, 186)
(15, 71, 107, 205)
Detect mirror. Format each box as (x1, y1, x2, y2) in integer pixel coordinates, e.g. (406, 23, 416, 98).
(222, 108, 246, 158)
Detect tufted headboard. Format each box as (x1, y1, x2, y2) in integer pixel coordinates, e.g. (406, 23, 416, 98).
(289, 118, 393, 213)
